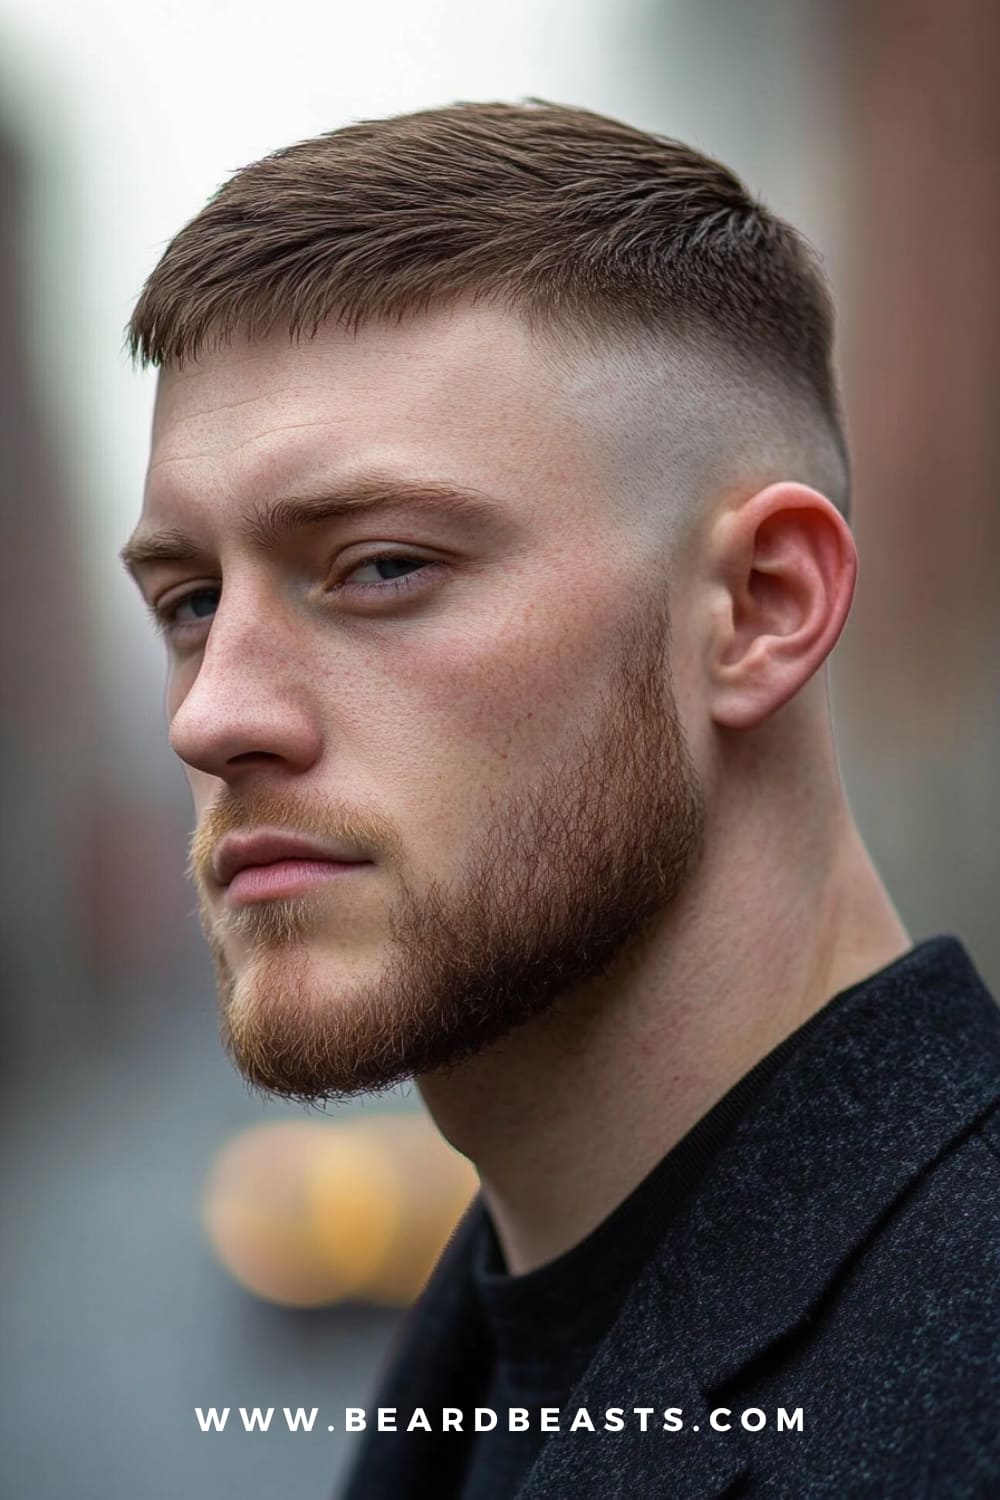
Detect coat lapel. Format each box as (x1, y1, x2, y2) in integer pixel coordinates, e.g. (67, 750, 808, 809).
(520, 936, 1000, 1498)
(671, 935, 1000, 1392)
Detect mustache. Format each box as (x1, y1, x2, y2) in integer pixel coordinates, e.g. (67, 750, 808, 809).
(186, 788, 403, 886)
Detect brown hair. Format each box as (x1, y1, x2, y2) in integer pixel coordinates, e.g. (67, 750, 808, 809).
(127, 99, 850, 518)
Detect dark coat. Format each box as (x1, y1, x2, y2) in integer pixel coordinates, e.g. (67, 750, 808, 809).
(339, 936, 1000, 1498)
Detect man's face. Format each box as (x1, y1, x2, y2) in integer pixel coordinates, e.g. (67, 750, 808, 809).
(127, 302, 707, 1102)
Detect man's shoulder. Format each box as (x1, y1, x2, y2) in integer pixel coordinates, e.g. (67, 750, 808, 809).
(709, 1097, 1000, 1373)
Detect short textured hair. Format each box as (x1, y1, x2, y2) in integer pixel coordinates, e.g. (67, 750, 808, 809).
(127, 98, 850, 519)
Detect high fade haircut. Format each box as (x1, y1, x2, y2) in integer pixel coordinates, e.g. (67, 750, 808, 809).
(127, 98, 851, 524)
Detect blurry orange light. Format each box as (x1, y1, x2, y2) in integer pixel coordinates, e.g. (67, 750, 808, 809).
(201, 1114, 476, 1308)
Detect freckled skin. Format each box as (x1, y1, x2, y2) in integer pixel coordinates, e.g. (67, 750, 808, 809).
(139, 303, 705, 1101)
(150, 309, 660, 794)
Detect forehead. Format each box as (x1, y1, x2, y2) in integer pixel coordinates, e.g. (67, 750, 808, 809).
(143, 302, 602, 524)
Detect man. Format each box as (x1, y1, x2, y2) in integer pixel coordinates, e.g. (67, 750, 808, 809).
(120, 101, 1000, 1498)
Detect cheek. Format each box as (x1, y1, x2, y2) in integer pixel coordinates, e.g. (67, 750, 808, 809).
(350, 592, 622, 819)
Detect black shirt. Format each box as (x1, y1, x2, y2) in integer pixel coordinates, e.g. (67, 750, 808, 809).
(456, 967, 886, 1500)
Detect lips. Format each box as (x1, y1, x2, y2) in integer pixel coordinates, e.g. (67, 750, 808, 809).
(213, 832, 370, 887)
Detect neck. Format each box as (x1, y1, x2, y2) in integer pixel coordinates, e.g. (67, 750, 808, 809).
(417, 721, 912, 1275)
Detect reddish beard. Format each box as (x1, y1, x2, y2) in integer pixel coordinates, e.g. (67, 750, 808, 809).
(190, 593, 705, 1103)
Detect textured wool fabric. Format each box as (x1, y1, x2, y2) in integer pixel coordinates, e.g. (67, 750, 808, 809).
(337, 936, 1000, 1499)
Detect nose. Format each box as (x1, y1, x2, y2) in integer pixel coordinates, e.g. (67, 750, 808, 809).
(167, 598, 323, 779)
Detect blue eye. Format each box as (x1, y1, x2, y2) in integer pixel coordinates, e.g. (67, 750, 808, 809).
(149, 553, 437, 642)
(151, 586, 220, 636)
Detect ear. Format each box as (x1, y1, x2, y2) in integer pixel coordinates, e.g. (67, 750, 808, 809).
(705, 483, 857, 731)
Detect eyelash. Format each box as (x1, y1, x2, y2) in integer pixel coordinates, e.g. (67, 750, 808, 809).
(150, 552, 437, 640)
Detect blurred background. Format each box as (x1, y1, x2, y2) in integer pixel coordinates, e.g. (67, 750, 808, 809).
(2, 0, 997, 1496)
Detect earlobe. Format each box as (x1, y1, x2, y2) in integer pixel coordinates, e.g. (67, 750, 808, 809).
(707, 483, 857, 732)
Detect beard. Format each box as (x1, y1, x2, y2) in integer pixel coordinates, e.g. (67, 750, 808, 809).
(188, 591, 706, 1104)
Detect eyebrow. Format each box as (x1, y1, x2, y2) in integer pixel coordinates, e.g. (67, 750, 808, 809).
(118, 476, 504, 581)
